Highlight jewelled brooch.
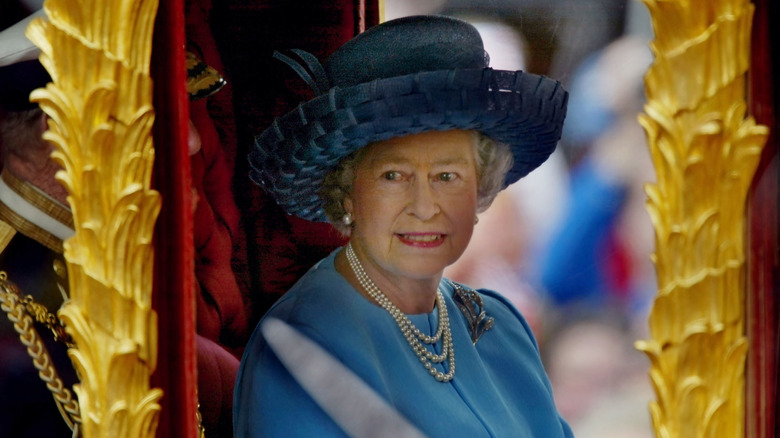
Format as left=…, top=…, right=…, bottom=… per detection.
left=450, top=281, right=494, bottom=345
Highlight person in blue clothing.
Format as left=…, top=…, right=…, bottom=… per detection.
left=234, top=15, right=572, bottom=437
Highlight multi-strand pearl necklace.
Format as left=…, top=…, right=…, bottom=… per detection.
left=345, top=243, right=455, bottom=382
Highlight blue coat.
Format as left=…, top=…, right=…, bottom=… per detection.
left=234, top=249, right=573, bottom=437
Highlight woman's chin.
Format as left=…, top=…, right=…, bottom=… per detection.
left=389, top=259, right=453, bottom=281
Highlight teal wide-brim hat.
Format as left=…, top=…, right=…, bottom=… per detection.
left=250, top=15, right=568, bottom=222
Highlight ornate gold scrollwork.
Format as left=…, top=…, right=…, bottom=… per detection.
left=24, top=0, right=163, bottom=436
left=635, top=0, right=769, bottom=437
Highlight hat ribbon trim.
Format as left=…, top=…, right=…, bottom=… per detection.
left=273, top=49, right=330, bottom=96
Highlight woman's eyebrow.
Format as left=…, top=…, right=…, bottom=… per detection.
left=432, top=157, right=471, bottom=166
left=367, top=153, right=472, bottom=169
left=372, top=154, right=471, bottom=165
left=368, top=153, right=410, bottom=167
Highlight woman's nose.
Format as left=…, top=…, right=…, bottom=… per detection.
left=187, top=120, right=202, bottom=156
left=407, top=179, right=440, bottom=220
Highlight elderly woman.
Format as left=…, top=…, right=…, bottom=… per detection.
left=234, top=15, right=572, bottom=437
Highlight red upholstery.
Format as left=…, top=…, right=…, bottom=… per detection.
left=191, top=98, right=249, bottom=349
left=196, top=335, right=240, bottom=437
left=181, top=1, right=378, bottom=435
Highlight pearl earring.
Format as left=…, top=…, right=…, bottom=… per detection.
left=474, top=216, right=479, bottom=225
left=342, top=213, right=353, bottom=225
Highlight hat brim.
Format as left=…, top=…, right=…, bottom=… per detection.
left=250, top=68, right=567, bottom=222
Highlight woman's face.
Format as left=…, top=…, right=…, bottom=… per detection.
left=345, top=130, right=479, bottom=284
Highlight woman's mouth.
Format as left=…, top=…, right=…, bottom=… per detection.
left=396, top=233, right=445, bottom=247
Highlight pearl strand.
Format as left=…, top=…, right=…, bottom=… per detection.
left=345, top=243, right=455, bottom=382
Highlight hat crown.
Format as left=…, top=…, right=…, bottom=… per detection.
left=252, top=15, right=568, bottom=223
left=325, top=15, right=488, bottom=88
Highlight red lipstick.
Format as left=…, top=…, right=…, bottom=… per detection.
left=396, top=233, right=446, bottom=248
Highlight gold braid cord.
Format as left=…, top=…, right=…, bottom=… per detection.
left=0, top=273, right=81, bottom=432
left=24, top=0, right=163, bottom=436
left=21, top=293, right=74, bottom=347
left=635, top=1, right=769, bottom=437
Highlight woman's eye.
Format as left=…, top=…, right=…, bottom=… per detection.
left=383, top=171, right=402, bottom=181
left=438, top=172, right=456, bottom=182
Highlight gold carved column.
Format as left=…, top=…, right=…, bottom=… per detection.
left=635, top=0, right=769, bottom=437
left=25, top=0, right=163, bottom=436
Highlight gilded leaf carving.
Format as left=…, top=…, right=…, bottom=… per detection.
left=24, top=0, right=163, bottom=436
left=635, top=0, right=768, bottom=437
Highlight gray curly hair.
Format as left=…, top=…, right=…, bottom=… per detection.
left=320, top=130, right=514, bottom=236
